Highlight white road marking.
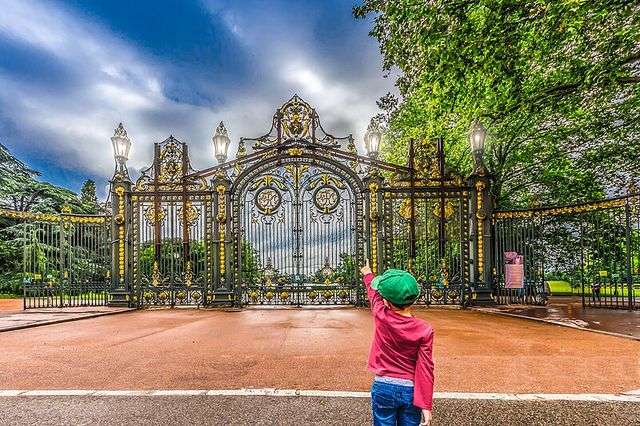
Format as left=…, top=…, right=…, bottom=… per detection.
left=21, top=390, right=94, bottom=396
left=92, top=390, right=152, bottom=396
left=0, top=390, right=24, bottom=396
left=0, top=389, right=638, bottom=402
left=151, top=390, right=208, bottom=396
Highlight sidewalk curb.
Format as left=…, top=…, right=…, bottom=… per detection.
left=0, top=308, right=136, bottom=333
left=471, top=308, right=640, bottom=341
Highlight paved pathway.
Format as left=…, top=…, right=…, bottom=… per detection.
left=0, top=394, right=638, bottom=425
left=0, top=298, right=22, bottom=313
left=0, top=306, right=133, bottom=332
left=0, top=308, right=637, bottom=393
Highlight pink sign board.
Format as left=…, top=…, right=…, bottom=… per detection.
left=505, top=264, right=524, bottom=289
left=504, top=252, right=524, bottom=289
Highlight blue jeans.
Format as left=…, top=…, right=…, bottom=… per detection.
left=371, top=381, right=421, bottom=426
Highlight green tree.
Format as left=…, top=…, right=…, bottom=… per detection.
left=80, top=180, right=99, bottom=214
left=355, top=1, right=640, bottom=208
left=0, top=144, right=102, bottom=294
left=0, top=142, right=41, bottom=211
left=240, top=240, right=263, bottom=286
left=0, top=143, right=88, bottom=213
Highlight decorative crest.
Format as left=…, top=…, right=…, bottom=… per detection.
left=134, top=135, right=208, bottom=192
left=113, top=122, right=128, bottom=138
left=243, top=94, right=352, bottom=150
left=366, top=117, right=383, bottom=134
left=280, top=95, right=313, bottom=140
left=215, top=121, right=229, bottom=138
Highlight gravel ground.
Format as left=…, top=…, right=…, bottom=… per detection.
left=0, top=396, right=638, bottom=425
left=0, top=307, right=132, bottom=332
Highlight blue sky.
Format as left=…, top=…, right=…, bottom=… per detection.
left=0, top=0, right=395, bottom=197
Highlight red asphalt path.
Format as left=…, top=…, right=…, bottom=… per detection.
left=0, top=308, right=638, bottom=393
left=0, top=299, right=23, bottom=313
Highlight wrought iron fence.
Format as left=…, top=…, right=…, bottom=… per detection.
left=0, top=208, right=112, bottom=308
left=493, top=196, right=639, bottom=309
left=7, top=96, right=492, bottom=310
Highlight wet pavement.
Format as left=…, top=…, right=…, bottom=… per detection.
left=477, top=296, right=640, bottom=339
left=0, top=308, right=638, bottom=394
left=0, top=395, right=638, bottom=425
left=0, top=306, right=133, bottom=332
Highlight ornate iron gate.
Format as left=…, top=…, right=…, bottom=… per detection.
left=112, top=95, right=480, bottom=308
left=129, top=137, right=220, bottom=307
left=229, top=97, right=365, bottom=305
left=376, top=140, right=471, bottom=305
left=382, top=188, right=470, bottom=305
left=233, top=154, right=364, bottom=305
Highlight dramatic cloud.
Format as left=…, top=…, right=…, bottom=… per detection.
left=0, top=0, right=395, bottom=197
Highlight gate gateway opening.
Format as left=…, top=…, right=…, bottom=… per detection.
left=106, top=95, right=490, bottom=308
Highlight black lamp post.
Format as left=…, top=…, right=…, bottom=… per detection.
left=467, top=118, right=495, bottom=305
left=109, top=122, right=133, bottom=306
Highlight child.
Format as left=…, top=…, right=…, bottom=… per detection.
left=361, top=260, right=434, bottom=426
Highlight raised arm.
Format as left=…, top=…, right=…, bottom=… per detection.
left=360, top=260, right=383, bottom=313
left=363, top=272, right=383, bottom=310
left=413, top=328, right=435, bottom=411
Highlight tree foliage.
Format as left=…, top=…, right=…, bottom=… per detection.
left=80, top=180, right=100, bottom=214
left=355, top=0, right=640, bottom=208
left=0, top=143, right=90, bottom=213
left=0, top=144, right=103, bottom=294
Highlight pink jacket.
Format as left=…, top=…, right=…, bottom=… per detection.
left=364, top=273, right=435, bottom=409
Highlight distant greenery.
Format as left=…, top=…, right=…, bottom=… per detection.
left=240, top=240, right=263, bottom=286
left=355, top=1, right=640, bottom=208
left=0, top=143, right=103, bottom=295
left=310, top=253, right=357, bottom=285
left=0, top=143, right=98, bottom=214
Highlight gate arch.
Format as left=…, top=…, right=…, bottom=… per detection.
left=231, top=153, right=366, bottom=305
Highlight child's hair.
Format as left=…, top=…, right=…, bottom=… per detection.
left=387, top=299, right=415, bottom=310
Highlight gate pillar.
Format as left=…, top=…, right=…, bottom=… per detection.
left=468, top=172, right=495, bottom=305
left=212, top=172, right=234, bottom=304
left=109, top=170, right=132, bottom=307
left=364, top=172, right=384, bottom=276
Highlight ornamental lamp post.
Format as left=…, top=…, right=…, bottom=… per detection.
left=364, top=117, right=383, bottom=159
left=111, top=123, right=131, bottom=173
left=109, top=122, right=132, bottom=307
left=469, top=119, right=487, bottom=174
left=467, top=118, right=495, bottom=305
left=212, top=121, right=231, bottom=164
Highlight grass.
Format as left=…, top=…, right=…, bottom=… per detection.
left=547, top=281, right=574, bottom=295
left=0, top=294, right=21, bottom=299
left=547, top=280, right=640, bottom=297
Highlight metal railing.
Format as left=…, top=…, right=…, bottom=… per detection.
left=493, top=195, right=639, bottom=310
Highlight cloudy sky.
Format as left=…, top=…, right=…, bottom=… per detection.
left=0, top=0, right=395, bottom=197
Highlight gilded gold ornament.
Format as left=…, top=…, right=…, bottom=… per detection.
left=287, top=147, right=304, bottom=156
